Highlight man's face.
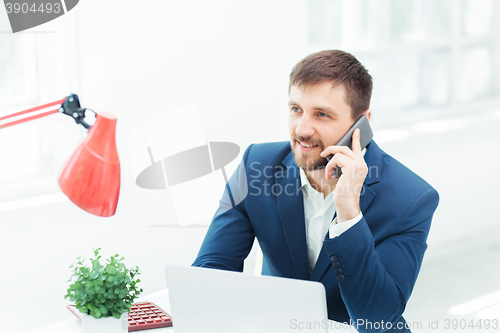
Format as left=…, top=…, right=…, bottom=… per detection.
left=288, top=82, right=356, bottom=171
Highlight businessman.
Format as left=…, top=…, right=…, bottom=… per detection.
left=193, top=50, right=439, bottom=333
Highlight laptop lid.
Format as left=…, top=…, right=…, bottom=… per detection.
left=165, top=265, right=329, bottom=333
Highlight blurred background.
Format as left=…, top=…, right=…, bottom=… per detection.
left=1, top=0, right=499, bottom=332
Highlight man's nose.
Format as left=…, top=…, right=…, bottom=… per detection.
left=295, top=114, right=315, bottom=137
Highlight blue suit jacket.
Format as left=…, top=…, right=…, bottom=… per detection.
left=193, top=140, right=439, bottom=333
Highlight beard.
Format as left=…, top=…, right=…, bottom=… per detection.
left=290, top=135, right=328, bottom=171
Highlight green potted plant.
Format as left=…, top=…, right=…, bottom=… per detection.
left=65, top=248, right=143, bottom=333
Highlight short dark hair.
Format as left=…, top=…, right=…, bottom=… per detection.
left=289, top=50, right=373, bottom=120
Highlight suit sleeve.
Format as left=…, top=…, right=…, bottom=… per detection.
left=192, top=145, right=255, bottom=272
left=323, top=188, right=439, bottom=333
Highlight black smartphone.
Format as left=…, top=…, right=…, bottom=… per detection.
left=326, top=114, right=373, bottom=178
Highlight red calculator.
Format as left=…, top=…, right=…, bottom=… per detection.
left=67, top=301, right=173, bottom=331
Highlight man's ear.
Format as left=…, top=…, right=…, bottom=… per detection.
left=364, top=109, right=371, bottom=122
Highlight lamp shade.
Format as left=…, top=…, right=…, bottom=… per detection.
left=58, top=112, right=120, bottom=217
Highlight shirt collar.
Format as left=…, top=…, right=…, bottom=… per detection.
left=299, top=167, right=311, bottom=189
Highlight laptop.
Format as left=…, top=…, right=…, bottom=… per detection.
left=165, top=265, right=330, bottom=333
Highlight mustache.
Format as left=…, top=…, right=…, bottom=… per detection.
left=292, top=135, right=323, bottom=148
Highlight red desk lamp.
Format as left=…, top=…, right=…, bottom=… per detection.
left=0, top=94, right=120, bottom=217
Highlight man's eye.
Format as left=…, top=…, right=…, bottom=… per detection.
left=319, top=112, right=328, bottom=117
left=291, top=107, right=301, bottom=112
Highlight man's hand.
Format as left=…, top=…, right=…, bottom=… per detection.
left=320, top=128, right=368, bottom=223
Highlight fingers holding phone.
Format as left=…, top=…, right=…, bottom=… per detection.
left=321, top=115, right=373, bottom=178
left=320, top=129, right=366, bottom=181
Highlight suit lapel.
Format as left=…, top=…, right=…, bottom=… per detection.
left=275, top=152, right=310, bottom=280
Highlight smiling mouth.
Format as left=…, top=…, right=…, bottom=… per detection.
left=298, top=141, right=319, bottom=148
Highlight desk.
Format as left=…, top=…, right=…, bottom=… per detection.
left=28, top=289, right=353, bottom=333
left=27, top=289, right=174, bottom=333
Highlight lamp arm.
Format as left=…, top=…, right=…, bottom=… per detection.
left=0, top=93, right=93, bottom=131
left=0, top=98, right=66, bottom=130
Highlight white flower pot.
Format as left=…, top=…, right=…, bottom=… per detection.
left=82, top=312, right=128, bottom=333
